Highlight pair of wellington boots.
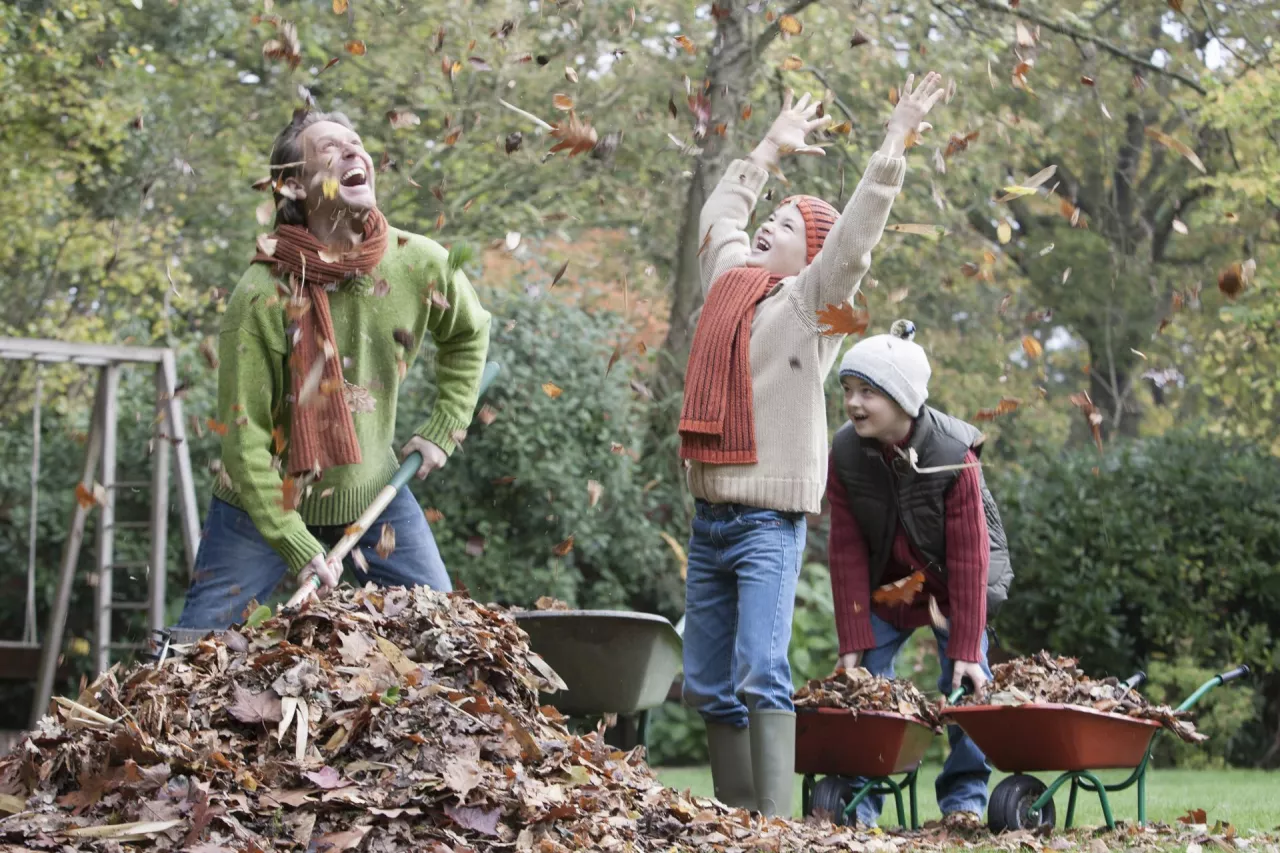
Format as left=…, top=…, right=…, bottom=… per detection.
left=706, top=710, right=795, bottom=817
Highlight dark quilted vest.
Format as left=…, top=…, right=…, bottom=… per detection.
left=830, top=407, right=1014, bottom=616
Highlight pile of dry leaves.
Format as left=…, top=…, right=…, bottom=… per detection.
left=793, top=668, right=943, bottom=729
left=1, top=586, right=897, bottom=852
left=958, top=651, right=1205, bottom=743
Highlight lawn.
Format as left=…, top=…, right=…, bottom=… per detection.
left=654, top=764, right=1280, bottom=832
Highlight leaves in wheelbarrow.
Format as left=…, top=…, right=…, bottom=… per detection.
left=961, top=650, right=1208, bottom=743
left=793, top=666, right=944, bottom=728
left=0, top=584, right=912, bottom=853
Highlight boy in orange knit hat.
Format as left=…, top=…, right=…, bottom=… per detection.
left=679, top=74, right=946, bottom=816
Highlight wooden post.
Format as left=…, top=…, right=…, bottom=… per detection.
left=92, top=365, right=120, bottom=677
left=30, top=379, right=106, bottom=729
left=161, top=351, right=199, bottom=576
left=149, top=365, right=171, bottom=635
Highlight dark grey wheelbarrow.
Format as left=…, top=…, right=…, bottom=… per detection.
left=513, top=610, right=683, bottom=752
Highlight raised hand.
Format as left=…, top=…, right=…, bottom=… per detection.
left=881, top=71, right=947, bottom=157
left=748, top=90, right=832, bottom=171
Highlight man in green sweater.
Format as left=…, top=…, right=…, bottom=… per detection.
left=175, top=108, right=491, bottom=630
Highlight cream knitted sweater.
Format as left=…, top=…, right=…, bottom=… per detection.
left=686, top=152, right=907, bottom=514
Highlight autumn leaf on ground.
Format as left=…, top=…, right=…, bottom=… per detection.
left=445, top=804, right=501, bottom=836
left=872, top=570, right=925, bottom=606
left=552, top=535, right=574, bottom=556
left=816, top=302, right=871, bottom=336
left=337, top=630, right=376, bottom=665
left=303, top=766, right=348, bottom=790
left=442, top=760, right=484, bottom=801
left=1021, top=335, right=1043, bottom=360
left=1178, top=808, right=1207, bottom=825
left=227, top=685, right=284, bottom=725
left=541, top=382, right=563, bottom=399
left=1144, top=127, right=1206, bottom=173
left=1069, top=391, right=1105, bottom=454
left=549, top=111, right=598, bottom=156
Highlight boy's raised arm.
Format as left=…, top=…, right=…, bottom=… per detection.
left=788, top=73, right=945, bottom=326
left=697, top=92, right=831, bottom=294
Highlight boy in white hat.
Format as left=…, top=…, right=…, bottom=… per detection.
left=825, top=320, right=1014, bottom=827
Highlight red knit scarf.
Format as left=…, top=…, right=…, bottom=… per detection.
left=251, top=209, right=389, bottom=476
left=679, top=267, right=783, bottom=464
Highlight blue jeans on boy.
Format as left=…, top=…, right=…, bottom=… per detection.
left=682, top=501, right=807, bottom=728
left=853, top=612, right=993, bottom=824
left=176, top=487, right=450, bottom=630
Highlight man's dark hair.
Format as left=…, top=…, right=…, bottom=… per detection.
left=269, top=108, right=356, bottom=228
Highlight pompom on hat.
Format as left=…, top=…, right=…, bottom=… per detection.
left=838, top=319, right=931, bottom=416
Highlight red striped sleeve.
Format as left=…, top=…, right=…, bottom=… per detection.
left=944, top=450, right=989, bottom=662
left=826, top=455, right=877, bottom=654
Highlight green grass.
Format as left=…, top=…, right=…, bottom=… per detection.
left=653, top=764, right=1280, bottom=832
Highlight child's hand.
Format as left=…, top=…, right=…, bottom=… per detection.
left=748, top=90, right=831, bottom=171
left=881, top=71, right=946, bottom=157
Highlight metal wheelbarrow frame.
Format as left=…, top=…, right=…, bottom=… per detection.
left=942, top=665, right=1250, bottom=832
left=796, top=708, right=939, bottom=829
left=512, top=609, right=683, bottom=752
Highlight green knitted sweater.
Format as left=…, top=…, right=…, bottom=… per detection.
left=211, top=227, right=491, bottom=572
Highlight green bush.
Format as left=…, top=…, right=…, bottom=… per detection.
left=398, top=287, right=687, bottom=618
left=992, top=430, right=1280, bottom=767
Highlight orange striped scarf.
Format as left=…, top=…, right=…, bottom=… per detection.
left=251, top=210, right=389, bottom=476
left=679, top=267, right=782, bottom=464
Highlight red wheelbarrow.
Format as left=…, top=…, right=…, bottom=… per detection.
left=797, top=708, right=940, bottom=829
left=942, top=665, right=1250, bottom=832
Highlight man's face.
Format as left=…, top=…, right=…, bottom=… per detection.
left=297, top=120, right=376, bottom=221
left=843, top=376, right=912, bottom=442
left=746, top=202, right=807, bottom=277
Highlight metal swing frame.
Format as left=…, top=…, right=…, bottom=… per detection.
left=0, top=337, right=201, bottom=729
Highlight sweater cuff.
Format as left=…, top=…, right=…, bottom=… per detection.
left=416, top=410, right=470, bottom=456
left=277, top=527, right=326, bottom=575
left=862, top=152, right=906, bottom=189
left=838, top=609, right=877, bottom=655
left=723, top=159, right=770, bottom=194
left=948, top=627, right=984, bottom=664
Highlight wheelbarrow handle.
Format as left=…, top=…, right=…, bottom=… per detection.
left=1217, top=664, right=1250, bottom=684
left=284, top=361, right=502, bottom=610
left=1123, top=670, right=1147, bottom=690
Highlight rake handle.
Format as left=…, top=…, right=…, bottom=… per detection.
left=284, top=361, right=501, bottom=609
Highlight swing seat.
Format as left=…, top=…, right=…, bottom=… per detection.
left=0, top=641, right=44, bottom=681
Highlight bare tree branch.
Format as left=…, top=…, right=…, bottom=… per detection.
left=961, top=0, right=1208, bottom=95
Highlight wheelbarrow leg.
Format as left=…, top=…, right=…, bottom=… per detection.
left=802, top=775, right=813, bottom=817
left=890, top=780, right=907, bottom=830
left=1137, top=765, right=1147, bottom=826
left=1078, top=771, right=1115, bottom=830
left=907, top=769, right=920, bottom=830
left=1065, top=778, right=1079, bottom=830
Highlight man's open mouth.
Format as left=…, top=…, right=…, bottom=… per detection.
left=755, top=235, right=771, bottom=252
left=340, top=167, right=368, bottom=188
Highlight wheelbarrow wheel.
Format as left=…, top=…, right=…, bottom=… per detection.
left=809, top=776, right=857, bottom=826
left=989, top=774, right=1056, bottom=833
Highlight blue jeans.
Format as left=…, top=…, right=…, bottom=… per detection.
left=852, top=613, right=992, bottom=823
left=176, top=488, right=450, bottom=630
left=682, top=501, right=807, bottom=728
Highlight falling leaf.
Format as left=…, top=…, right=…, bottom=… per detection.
left=886, top=223, right=949, bottom=238
left=872, top=571, right=925, bottom=606
left=673, top=34, right=696, bottom=54
left=1144, top=127, right=1206, bottom=173
left=376, top=523, right=396, bottom=559
left=888, top=86, right=899, bottom=105
left=945, top=130, right=979, bottom=158
left=586, top=480, right=603, bottom=508
left=1171, top=219, right=1188, bottom=235
left=1167, top=0, right=1184, bottom=12
left=975, top=398, right=1021, bottom=421
left=344, top=40, right=365, bottom=55
left=424, top=508, right=444, bottom=524
left=1015, top=21, right=1035, bottom=47
left=465, top=536, right=486, bottom=556
left=74, top=481, right=106, bottom=509
left=504, top=231, right=521, bottom=251
left=227, top=685, right=284, bottom=725
left=888, top=287, right=909, bottom=304
left=781, top=55, right=804, bottom=71
left=256, top=234, right=278, bottom=257
left=960, top=262, right=982, bottom=278
left=468, top=56, right=492, bottom=71
left=828, top=120, right=852, bottom=136
left=849, top=29, right=869, bottom=47
left=542, top=382, right=563, bottom=399
left=1021, top=335, right=1043, bottom=360
left=997, top=221, right=1012, bottom=244
left=332, top=0, right=347, bottom=12
left=387, top=110, right=421, bottom=130
left=816, top=302, right=871, bottom=336
left=255, top=197, right=275, bottom=226
left=658, top=530, right=688, bottom=580
left=1070, top=391, right=1105, bottom=454
left=1080, top=75, right=1095, bottom=86
left=549, top=111, right=599, bottom=156
left=553, top=93, right=574, bottom=111
left=778, top=13, right=802, bottom=34
left=552, top=535, right=574, bottom=557
left=1217, top=260, right=1253, bottom=299
left=741, top=104, right=753, bottom=120
left=630, top=379, right=653, bottom=399
left=998, top=165, right=1057, bottom=202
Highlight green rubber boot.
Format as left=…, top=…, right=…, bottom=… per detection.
left=705, top=722, right=756, bottom=809
left=749, top=710, right=796, bottom=817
